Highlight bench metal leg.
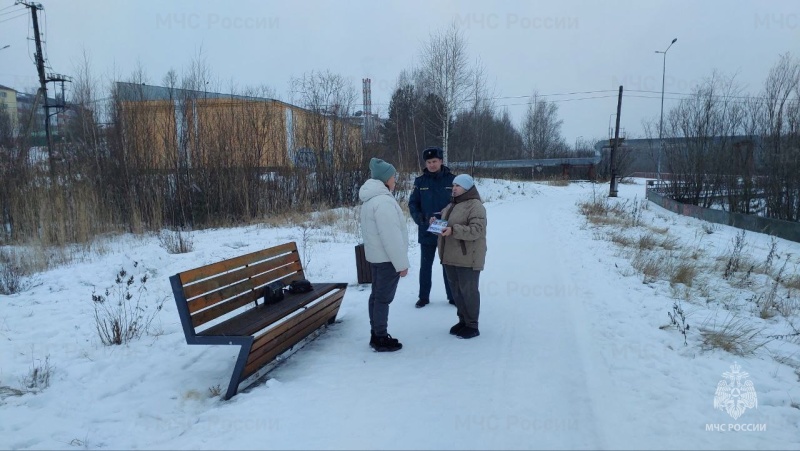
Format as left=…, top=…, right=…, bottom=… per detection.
left=225, top=337, right=254, bottom=400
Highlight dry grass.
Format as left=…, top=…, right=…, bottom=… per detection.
left=785, top=273, right=800, bottom=291
left=0, top=239, right=112, bottom=294
left=609, top=232, right=634, bottom=247
left=632, top=250, right=671, bottom=282
left=587, top=215, right=626, bottom=226
left=578, top=196, right=629, bottom=227
left=260, top=210, right=313, bottom=228
left=659, top=235, right=681, bottom=251
left=700, top=314, right=769, bottom=356
left=672, top=260, right=699, bottom=287
left=701, top=222, right=721, bottom=234
left=637, top=234, right=658, bottom=250
left=755, top=293, right=778, bottom=319
left=542, top=176, right=570, bottom=186
left=314, top=208, right=340, bottom=227
left=312, top=207, right=361, bottom=238
left=19, top=354, right=53, bottom=394
left=698, top=278, right=713, bottom=299
left=631, top=248, right=699, bottom=287
left=646, top=224, right=670, bottom=235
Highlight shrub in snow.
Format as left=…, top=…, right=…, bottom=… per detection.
left=19, top=355, right=53, bottom=393
left=92, top=262, right=165, bottom=346
left=0, top=249, right=29, bottom=295
left=158, top=228, right=194, bottom=254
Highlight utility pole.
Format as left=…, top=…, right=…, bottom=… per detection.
left=18, top=1, right=55, bottom=177
left=609, top=85, right=623, bottom=197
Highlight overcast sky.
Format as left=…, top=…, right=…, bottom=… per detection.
left=1, top=0, right=798, bottom=147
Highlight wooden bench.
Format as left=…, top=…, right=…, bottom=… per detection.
left=169, top=241, right=347, bottom=400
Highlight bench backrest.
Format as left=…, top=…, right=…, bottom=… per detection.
left=171, top=241, right=306, bottom=337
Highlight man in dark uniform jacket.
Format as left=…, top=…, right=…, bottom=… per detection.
left=408, top=146, right=456, bottom=308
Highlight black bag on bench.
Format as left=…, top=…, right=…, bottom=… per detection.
left=287, top=279, right=313, bottom=294
left=263, top=281, right=286, bottom=305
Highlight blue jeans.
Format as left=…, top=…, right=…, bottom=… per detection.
left=418, top=244, right=453, bottom=302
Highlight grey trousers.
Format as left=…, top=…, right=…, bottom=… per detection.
left=368, top=262, right=400, bottom=336
left=444, top=265, right=481, bottom=328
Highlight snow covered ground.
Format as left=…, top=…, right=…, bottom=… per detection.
left=1, top=178, right=799, bottom=450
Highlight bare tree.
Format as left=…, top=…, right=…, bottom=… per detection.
left=664, top=72, right=747, bottom=207
left=290, top=70, right=358, bottom=165
left=290, top=70, right=362, bottom=205
left=465, top=57, right=494, bottom=173
left=419, top=22, right=472, bottom=164
left=521, top=92, right=565, bottom=160
left=752, top=53, right=800, bottom=220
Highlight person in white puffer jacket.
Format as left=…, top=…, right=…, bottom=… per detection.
left=359, top=158, right=409, bottom=352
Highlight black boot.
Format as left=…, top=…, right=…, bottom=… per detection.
left=370, top=330, right=377, bottom=348
left=415, top=299, right=429, bottom=308
left=373, top=334, right=402, bottom=352
left=456, top=326, right=480, bottom=339
left=449, top=321, right=466, bottom=335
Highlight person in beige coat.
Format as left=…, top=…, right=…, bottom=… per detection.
left=436, top=173, right=487, bottom=339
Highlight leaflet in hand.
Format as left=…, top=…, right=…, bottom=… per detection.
left=427, top=219, right=448, bottom=234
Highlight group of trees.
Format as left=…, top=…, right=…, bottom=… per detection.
left=648, top=53, right=800, bottom=222
left=379, top=23, right=571, bottom=172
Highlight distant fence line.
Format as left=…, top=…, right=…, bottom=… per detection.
left=645, top=187, right=800, bottom=243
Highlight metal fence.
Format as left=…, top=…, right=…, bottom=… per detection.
left=645, top=187, right=800, bottom=243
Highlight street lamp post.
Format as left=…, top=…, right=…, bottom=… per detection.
left=575, top=135, right=583, bottom=152
left=656, top=37, right=677, bottom=184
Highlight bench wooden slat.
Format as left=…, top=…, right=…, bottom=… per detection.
left=249, top=289, right=345, bottom=356
left=183, top=252, right=301, bottom=300
left=187, top=260, right=303, bottom=315
left=197, top=283, right=340, bottom=335
left=179, top=242, right=298, bottom=285
left=242, top=292, right=344, bottom=379
left=191, top=290, right=261, bottom=329
left=250, top=290, right=344, bottom=357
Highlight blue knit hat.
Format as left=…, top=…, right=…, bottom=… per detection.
left=452, top=174, right=474, bottom=191
left=369, top=158, right=396, bottom=183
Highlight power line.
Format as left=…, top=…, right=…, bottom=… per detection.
left=0, top=3, right=20, bottom=11
left=495, top=95, right=619, bottom=108
left=624, top=93, right=800, bottom=105
left=0, top=6, right=25, bottom=16
left=488, top=90, right=618, bottom=101
left=627, top=88, right=800, bottom=103
left=0, top=11, right=26, bottom=24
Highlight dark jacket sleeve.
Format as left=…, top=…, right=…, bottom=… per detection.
left=408, top=178, right=423, bottom=225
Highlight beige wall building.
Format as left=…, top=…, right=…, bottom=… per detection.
left=0, top=84, right=19, bottom=133
left=116, top=82, right=364, bottom=171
